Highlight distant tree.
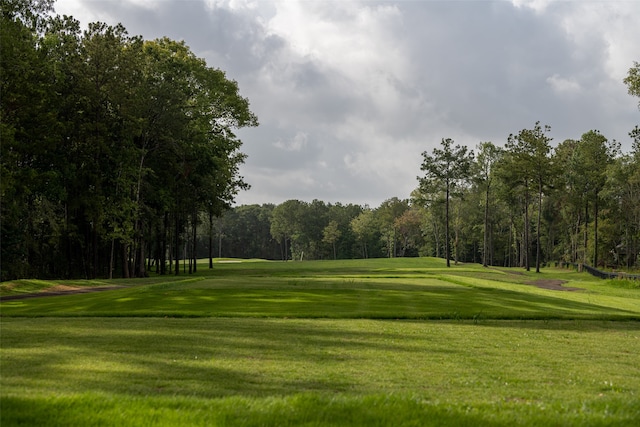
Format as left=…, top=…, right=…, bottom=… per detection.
left=411, top=188, right=444, bottom=258
left=302, top=199, right=329, bottom=259
left=602, top=152, right=640, bottom=268
left=394, top=208, right=423, bottom=257
left=418, top=138, right=473, bottom=267
left=376, top=198, right=409, bottom=258
left=322, top=220, right=342, bottom=260
left=270, top=200, right=306, bottom=260
left=473, top=142, right=502, bottom=267
left=569, top=131, right=618, bottom=266
left=351, top=209, right=376, bottom=258
left=500, top=123, right=552, bottom=272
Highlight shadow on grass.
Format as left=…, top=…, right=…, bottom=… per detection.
left=3, top=392, right=555, bottom=427
left=3, top=317, right=640, bottom=400
left=2, top=278, right=638, bottom=321
left=3, top=317, right=640, bottom=426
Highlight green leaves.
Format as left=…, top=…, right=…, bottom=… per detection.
left=624, top=61, right=640, bottom=109
left=0, top=5, right=258, bottom=280
left=418, top=138, right=474, bottom=266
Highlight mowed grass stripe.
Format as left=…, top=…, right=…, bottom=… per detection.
left=2, top=258, right=640, bottom=426
left=2, top=318, right=639, bottom=426
left=2, top=276, right=639, bottom=319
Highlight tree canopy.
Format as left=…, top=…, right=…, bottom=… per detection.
left=1, top=3, right=638, bottom=278
left=0, top=1, right=257, bottom=280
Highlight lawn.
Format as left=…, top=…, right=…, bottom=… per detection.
left=1, top=258, right=639, bottom=426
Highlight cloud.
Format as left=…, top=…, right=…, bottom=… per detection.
left=274, top=131, right=308, bottom=152
left=54, top=0, right=640, bottom=207
left=546, top=74, right=581, bottom=94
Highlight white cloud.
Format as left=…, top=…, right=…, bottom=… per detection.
left=274, top=131, right=308, bottom=152
left=546, top=74, right=581, bottom=94
left=510, top=0, right=553, bottom=14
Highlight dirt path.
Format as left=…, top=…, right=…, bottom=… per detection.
left=525, top=279, right=583, bottom=291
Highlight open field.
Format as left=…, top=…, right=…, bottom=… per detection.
left=1, top=258, right=639, bottom=426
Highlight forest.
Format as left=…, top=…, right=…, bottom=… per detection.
left=1, top=0, right=258, bottom=280
left=200, top=124, right=640, bottom=271
left=2, top=0, right=639, bottom=280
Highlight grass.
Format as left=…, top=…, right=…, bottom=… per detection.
left=1, top=257, right=640, bottom=426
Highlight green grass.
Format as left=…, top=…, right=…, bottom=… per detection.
left=2, top=257, right=640, bottom=426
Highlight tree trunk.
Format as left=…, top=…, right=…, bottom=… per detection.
left=454, top=225, right=459, bottom=265
left=433, top=221, right=440, bottom=259
left=137, top=236, right=146, bottom=277
left=209, top=211, right=214, bottom=269
left=524, top=184, right=530, bottom=271
left=584, top=201, right=589, bottom=265
left=175, top=213, right=180, bottom=275
left=192, top=212, right=197, bottom=273
left=109, top=238, right=115, bottom=279
left=137, top=219, right=146, bottom=278
left=218, top=219, right=223, bottom=258
left=161, top=212, right=168, bottom=275
left=536, top=179, right=542, bottom=273
left=122, top=243, right=130, bottom=278
left=445, top=182, right=451, bottom=267
left=483, top=183, right=489, bottom=267
left=593, top=193, right=598, bottom=267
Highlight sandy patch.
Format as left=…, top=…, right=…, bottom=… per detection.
left=46, top=285, right=81, bottom=292
left=526, top=279, right=583, bottom=291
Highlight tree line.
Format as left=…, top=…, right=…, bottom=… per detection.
left=2, top=1, right=638, bottom=279
left=210, top=64, right=639, bottom=270
left=1, top=0, right=258, bottom=280
left=205, top=125, right=638, bottom=270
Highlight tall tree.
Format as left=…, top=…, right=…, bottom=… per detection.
left=500, top=122, right=552, bottom=272
left=1, top=1, right=70, bottom=279
left=569, top=131, right=617, bottom=266
left=418, top=138, right=473, bottom=267
left=351, top=209, right=377, bottom=259
left=376, top=197, right=409, bottom=258
left=473, top=142, right=502, bottom=267
left=394, top=207, right=423, bottom=257
left=270, top=200, right=306, bottom=261
left=1, top=7, right=258, bottom=279
left=322, top=220, right=341, bottom=260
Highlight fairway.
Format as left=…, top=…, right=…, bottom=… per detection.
left=1, top=258, right=639, bottom=426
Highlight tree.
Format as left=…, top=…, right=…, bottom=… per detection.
left=1, top=0, right=58, bottom=279
left=569, top=131, right=617, bottom=266
left=418, top=138, right=473, bottom=267
left=473, top=142, right=502, bottom=267
left=322, top=220, right=341, bottom=260
left=602, top=153, right=640, bottom=268
left=351, top=209, right=377, bottom=258
left=500, top=122, right=552, bottom=272
left=376, top=197, right=409, bottom=258
left=0, top=6, right=258, bottom=279
left=552, top=139, right=582, bottom=263
left=394, top=208, right=423, bottom=257
left=270, top=200, right=306, bottom=260
left=624, top=61, right=640, bottom=109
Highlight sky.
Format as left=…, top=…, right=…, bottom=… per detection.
left=53, top=0, right=640, bottom=207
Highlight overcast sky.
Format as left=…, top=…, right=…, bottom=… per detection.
left=54, top=0, right=640, bottom=207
